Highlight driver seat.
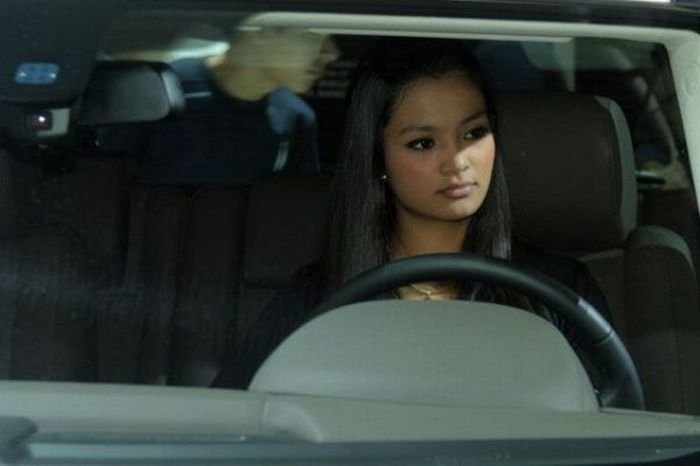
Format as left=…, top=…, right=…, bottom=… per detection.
left=497, top=92, right=700, bottom=414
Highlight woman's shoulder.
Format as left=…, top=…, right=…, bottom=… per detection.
left=511, top=238, right=612, bottom=323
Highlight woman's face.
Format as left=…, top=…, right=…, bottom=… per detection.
left=382, top=71, right=496, bottom=225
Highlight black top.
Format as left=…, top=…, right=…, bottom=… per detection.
left=214, top=242, right=613, bottom=389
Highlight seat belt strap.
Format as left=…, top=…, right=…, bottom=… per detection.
left=272, top=139, right=290, bottom=172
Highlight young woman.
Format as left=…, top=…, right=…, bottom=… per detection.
left=320, top=38, right=509, bottom=303
left=214, top=38, right=609, bottom=389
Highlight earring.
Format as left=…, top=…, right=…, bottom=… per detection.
left=380, top=174, right=388, bottom=181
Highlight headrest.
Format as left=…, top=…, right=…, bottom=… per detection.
left=78, top=61, right=185, bottom=126
left=496, top=92, right=637, bottom=253
left=243, top=173, right=331, bottom=287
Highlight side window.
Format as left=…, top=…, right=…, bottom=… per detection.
left=574, top=38, right=692, bottom=192
left=573, top=38, right=700, bottom=280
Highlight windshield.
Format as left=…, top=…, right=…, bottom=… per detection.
left=1, top=2, right=700, bottom=465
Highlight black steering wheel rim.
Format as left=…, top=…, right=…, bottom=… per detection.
left=315, top=253, right=644, bottom=410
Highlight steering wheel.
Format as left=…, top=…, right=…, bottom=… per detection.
left=315, top=253, right=644, bottom=410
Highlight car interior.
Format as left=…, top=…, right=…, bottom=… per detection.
left=0, top=9, right=699, bottom=428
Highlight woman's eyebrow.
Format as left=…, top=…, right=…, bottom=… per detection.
left=398, top=124, right=434, bottom=136
left=398, top=110, right=488, bottom=136
left=460, top=110, right=487, bottom=126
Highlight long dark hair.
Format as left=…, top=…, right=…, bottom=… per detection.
left=320, top=38, right=512, bottom=302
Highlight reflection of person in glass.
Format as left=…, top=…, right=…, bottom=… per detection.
left=141, top=28, right=339, bottom=183
left=207, top=28, right=339, bottom=100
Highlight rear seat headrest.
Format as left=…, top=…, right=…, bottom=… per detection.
left=79, top=61, right=185, bottom=126
left=243, top=173, right=331, bottom=287
left=497, top=92, right=637, bottom=252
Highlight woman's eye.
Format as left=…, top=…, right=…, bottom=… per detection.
left=464, top=126, right=490, bottom=140
left=406, top=138, right=435, bottom=151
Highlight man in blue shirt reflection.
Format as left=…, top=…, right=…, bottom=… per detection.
left=141, top=28, right=339, bottom=184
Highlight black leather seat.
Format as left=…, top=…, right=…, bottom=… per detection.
left=237, top=173, right=331, bottom=349
left=0, top=146, right=131, bottom=382
left=498, top=91, right=700, bottom=414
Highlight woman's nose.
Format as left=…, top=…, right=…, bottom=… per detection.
left=440, top=147, right=470, bottom=175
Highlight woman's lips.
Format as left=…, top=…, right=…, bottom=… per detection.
left=437, top=182, right=477, bottom=199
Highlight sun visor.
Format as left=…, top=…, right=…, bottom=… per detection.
left=78, top=62, right=186, bottom=126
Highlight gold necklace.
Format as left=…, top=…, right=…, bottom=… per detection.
left=407, top=282, right=454, bottom=300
